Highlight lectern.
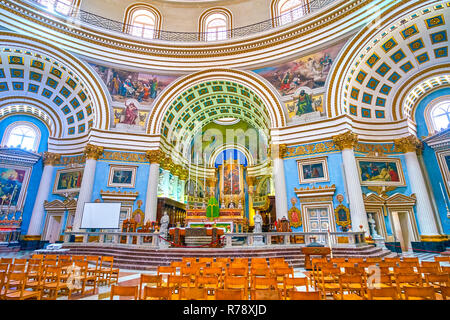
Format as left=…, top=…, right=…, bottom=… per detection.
left=301, top=246, right=331, bottom=270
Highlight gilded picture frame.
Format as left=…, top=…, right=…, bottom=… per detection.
left=0, top=164, right=32, bottom=211
left=297, top=156, right=329, bottom=184
left=334, top=204, right=351, bottom=227
left=356, top=157, right=406, bottom=187
left=53, top=168, right=84, bottom=194
left=107, top=165, right=137, bottom=188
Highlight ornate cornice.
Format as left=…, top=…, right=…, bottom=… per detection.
left=84, top=144, right=104, bottom=160
left=43, top=152, right=61, bottom=166
left=0, top=147, right=41, bottom=166
left=394, top=135, right=423, bottom=154
left=332, top=131, right=358, bottom=150
left=145, top=149, right=164, bottom=164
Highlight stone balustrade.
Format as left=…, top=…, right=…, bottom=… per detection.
left=63, top=231, right=366, bottom=248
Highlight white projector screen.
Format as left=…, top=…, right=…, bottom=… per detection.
left=80, top=202, right=121, bottom=229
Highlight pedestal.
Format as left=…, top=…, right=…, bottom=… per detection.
left=252, top=235, right=264, bottom=246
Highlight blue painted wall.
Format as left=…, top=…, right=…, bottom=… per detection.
left=415, top=87, right=450, bottom=235
left=0, top=115, right=49, bottom=234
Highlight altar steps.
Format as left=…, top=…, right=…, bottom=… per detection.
left=0, top=244, right=20, bottom=253
left=62, top=244, right=394, bottom=271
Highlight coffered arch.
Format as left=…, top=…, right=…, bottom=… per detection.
left=0, top=32, right=110, bottom=139
left=327, top=0, right=450, bottom=122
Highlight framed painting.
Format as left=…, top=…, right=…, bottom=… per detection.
left=356, top=157, right=406, bottom=186
left=53, top=168, right=84, bottom=194
left=334, top=204, right=351, bottom=227
left=297, top=156, right=329, bottom=184
left=0, top=164, right=32, bottom=211
left=107, top=165, right=137, bottom=188
left=436, top=150, right=450, bottom=198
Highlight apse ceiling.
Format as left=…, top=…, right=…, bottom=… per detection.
left=161, top=80, right=271, bottom=149
left=0, top=48, right=95, bottom=138
left=342, top=3, right=449, bottom=121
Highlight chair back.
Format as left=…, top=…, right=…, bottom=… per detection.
left=198, top=257, right=212, bottom=264
left=402, top=257, right=419, bottom=263
left=251, top=276, right=277, bottom=290
left=143, top=286, right=172, bottom=300
left=250, top=267, right=270, bottom=277
left=227, top=267, right=247, bottom=277
left=0, top=263, right=10, bottom=272
left=441, top=286, right=450, bottom=300
left=250, top=289, right=281, bottom=300
left=45, top=255, right=58, bottom=261
left=157, top=265, right=175, bottom=275
left=434, top=256, right=450, bottom=263
left=180, top=287, right=208, bottom=300
left=215, top=288, right=244, bottom=300
left=0, top=258, right=13, bottom=264
left=367, top=287, right=399, bottom=300
left=404, top=286, right=436, bottom=300
left=396, top=274, right=423, bottom=287
left=13, top=258, right=27, bottom=265
left=5, top=272, right=27, bottom=297
left=288, top=290, right=321, bottom=300
left=9, top=264, right=26, bottom=273
left=196, top=276, right=219, bottom=288
left=202, top=267, right=223, bottom=278
left=31, top=254, right=43, bottom=260
left=100, top=256, right=113, bottom=269
left=110, top=285, right=139, bottom=300
left=283, top=277, right=309, bottom=291
left=425, top=273, right=450, bottom=286
left=168, top=275, right=191, bottom=288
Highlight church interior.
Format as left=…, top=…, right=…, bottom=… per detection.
left=0, top=0, right=449, bottom=301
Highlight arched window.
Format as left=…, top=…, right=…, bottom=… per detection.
left=431, top=101, right=450, bottom=132
left=124, top=5, right=162, bottom=39
left=37, top=0, right=78, bottom=16
left=2, top=122, right=41, bottom=152
left=273, top=0, right=307, bottom=26
left=199, top=8, right=232, bottom=41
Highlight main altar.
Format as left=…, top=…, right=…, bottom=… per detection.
left=185, top=208, right=246, bottom=233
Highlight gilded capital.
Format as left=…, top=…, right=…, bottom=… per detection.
left=333, top=131, right=358, bottom=150
left=179, top=168, right=189, bottom=180
left=394, top=135, right=422, bottom=154
left=43, top=152, right=61, bottom=166
left=84, top=144, right=104, bottom=160
left=269, top=144, right=287, bottom=159
left=145, top=149, right=163, bottom=164
left=160, top=157, right=174, bottom=171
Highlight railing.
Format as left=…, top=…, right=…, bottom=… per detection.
left=0, top=230, right=21, bottom=244
left=63, top=231, right=366, bottom=248
left=21, top=0, right=337, bottom=42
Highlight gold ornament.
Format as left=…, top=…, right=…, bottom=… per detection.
left=145, top=149, right=163, bottom=164
left=269, top=144, right=287, bottom=159
left=332, top=131, right=358, bottom=150
left=394, top=135, right=422, bottom=154
left=84, top=144, right=103, bottom=160
left=43, top=152, right=61, bottom=166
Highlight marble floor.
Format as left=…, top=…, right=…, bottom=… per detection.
left=0, top=250, right=448, bottom=300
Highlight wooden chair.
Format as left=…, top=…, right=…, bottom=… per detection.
left=269, top=257, right=285, bottom=265
left=171, top=261, right=185, bottom=269
left=211, top=262, right=227, bottom=269
left=251, top=276, right=277, bottom=290
left=72, top=261, right=97, bottom=297
left=250, top=289, right=281, bottom=300
left=224, top=276, right=248, bottom=297
left=25, top=263, right=43, bottom=293
left=395, top=274, right=423, bottom=294
left=441, top=286, right=450, bottom=300
left=180, top=266, right=199, bottom=283
left=97, top=256, right=119, bottom=286
left=31, top=254, right=43, bottom=260
left=0, top=263, right=10, bottom=273
left=316, top=267, right=341, bottom=299
left=181, top=257, right=196, bottom=265
left=227, top=267, right=247, bottom=277
left=71, top=255, right=85, bottom=262
left=86, top=255, right=100, bottom=277
left=366, top=287, right=399, bottom=300
left=233, top=258, right=249, bottom=265
left=215, top=257, right=231, bottom=265
left=398, top=261, right=419, bottom=269
left=287, top=290, right=321, bottom=300
left=139, top=274, right=162, bottom=298
left=404, top=286, right=436, bottom=300
left=143, top=286, right=172, bottom=300
left=283, top=277, right=309, bottom=297
left=384, top=257, right=400, bottom=263
left=250, top=267, right=270, bottom=278
left=179, top=287, right=208, bottom=300
left=365, top=257, right=382, bottom=264
left=0, top=270, right=5, bottom=298
left=419, top=261, right=441, bottom=274
left=230, top=262, right=248, bottom=271
left=271, top=267, right=294, bottom=285
left=334, top=274, right=365, bottom=300
left=167, top=275, right=192, bottom=293
left=330, top=258, right=347, bottom=264
left=425, top=273, right=450, bottom=290
left=394, top=266, right=416, bottom=275
left=198, top=257, right=213, bottom=264
left=41, top=266, right=67, bottom=300
left=0, top=258, right=13, bottom=264
left=434, top=256, right=450, bottom=262
left=366, top=273, right=393, bottom=289
left=402, top=257, right=419, bottom=264
left=44, top=254, right=58, bottom=261
left=13, top=258, right=27, bottom=265
left=202, top=267, right=223, bottom=284
left=3, top=272, right=41, bottom=300
left=347, top=257, right=363, bottom=264
left=214, top=288, right=245, bottom=300
left=110, top=285, right=138, bottom=300
left=251, top=258, right=267, bottom=265
left=196, top=276, right=219, bottom=293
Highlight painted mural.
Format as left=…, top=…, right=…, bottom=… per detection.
left=90, top=63, right=178, bottom=107
left=357, top=158, right=406, bottom=186
left=0, top=167, right=26, bottom=206
left=252, top=41, right=346, bottom=96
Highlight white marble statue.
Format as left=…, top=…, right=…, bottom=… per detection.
left=368, top=213, right=379, bottom=237
left=253, top=212, right=263, bottom=234
left=160, top=211, right=170, bottom=237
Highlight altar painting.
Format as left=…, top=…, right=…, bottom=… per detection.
left=356, top=158, right=405, bottom=186
left=0, top=165, right=31, bottom=210
left=219, top=159, right=245, bottom=208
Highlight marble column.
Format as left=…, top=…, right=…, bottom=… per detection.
left=271, top=144, right=288, bottom=220
left=394, top=136, right=440, bottom=236
left=333, top=131, right=369, bottom=234
left=72, top=144, right=104, bottom=232
left=27, top=152, right=61, bottom=236
left=145, top=150, right=163, bottom=223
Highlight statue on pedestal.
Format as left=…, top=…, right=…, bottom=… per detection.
left=159, top=211, right=170, bottom=248
left=368, top=213, right=379, bottom=238
left=253, top=211, right=264, bottom=246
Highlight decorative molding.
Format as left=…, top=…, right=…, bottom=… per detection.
left=269, top=144, right=287, bottom=159
left=367, top=186, right=397, bottom=196
left=84, top=144, right=104, bottom=160
left=0, top=147, right=41, bottom=166
left=332, top=131, right=358, bottom=150
left=43, top=199, right=77, bottom=211
left=145, top=149, right=164, bottom=164
left=99, top=190, right=139, bottom=203
left=294, top=184, right=336, bottom=201
left=394, top=135, right=423, bottom=154
left=43, top=152, right=61, bottom=166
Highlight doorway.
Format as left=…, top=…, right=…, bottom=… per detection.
left=46, top=215, right=62, bottom=243
left=391, top=211, right=413, bottom=252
